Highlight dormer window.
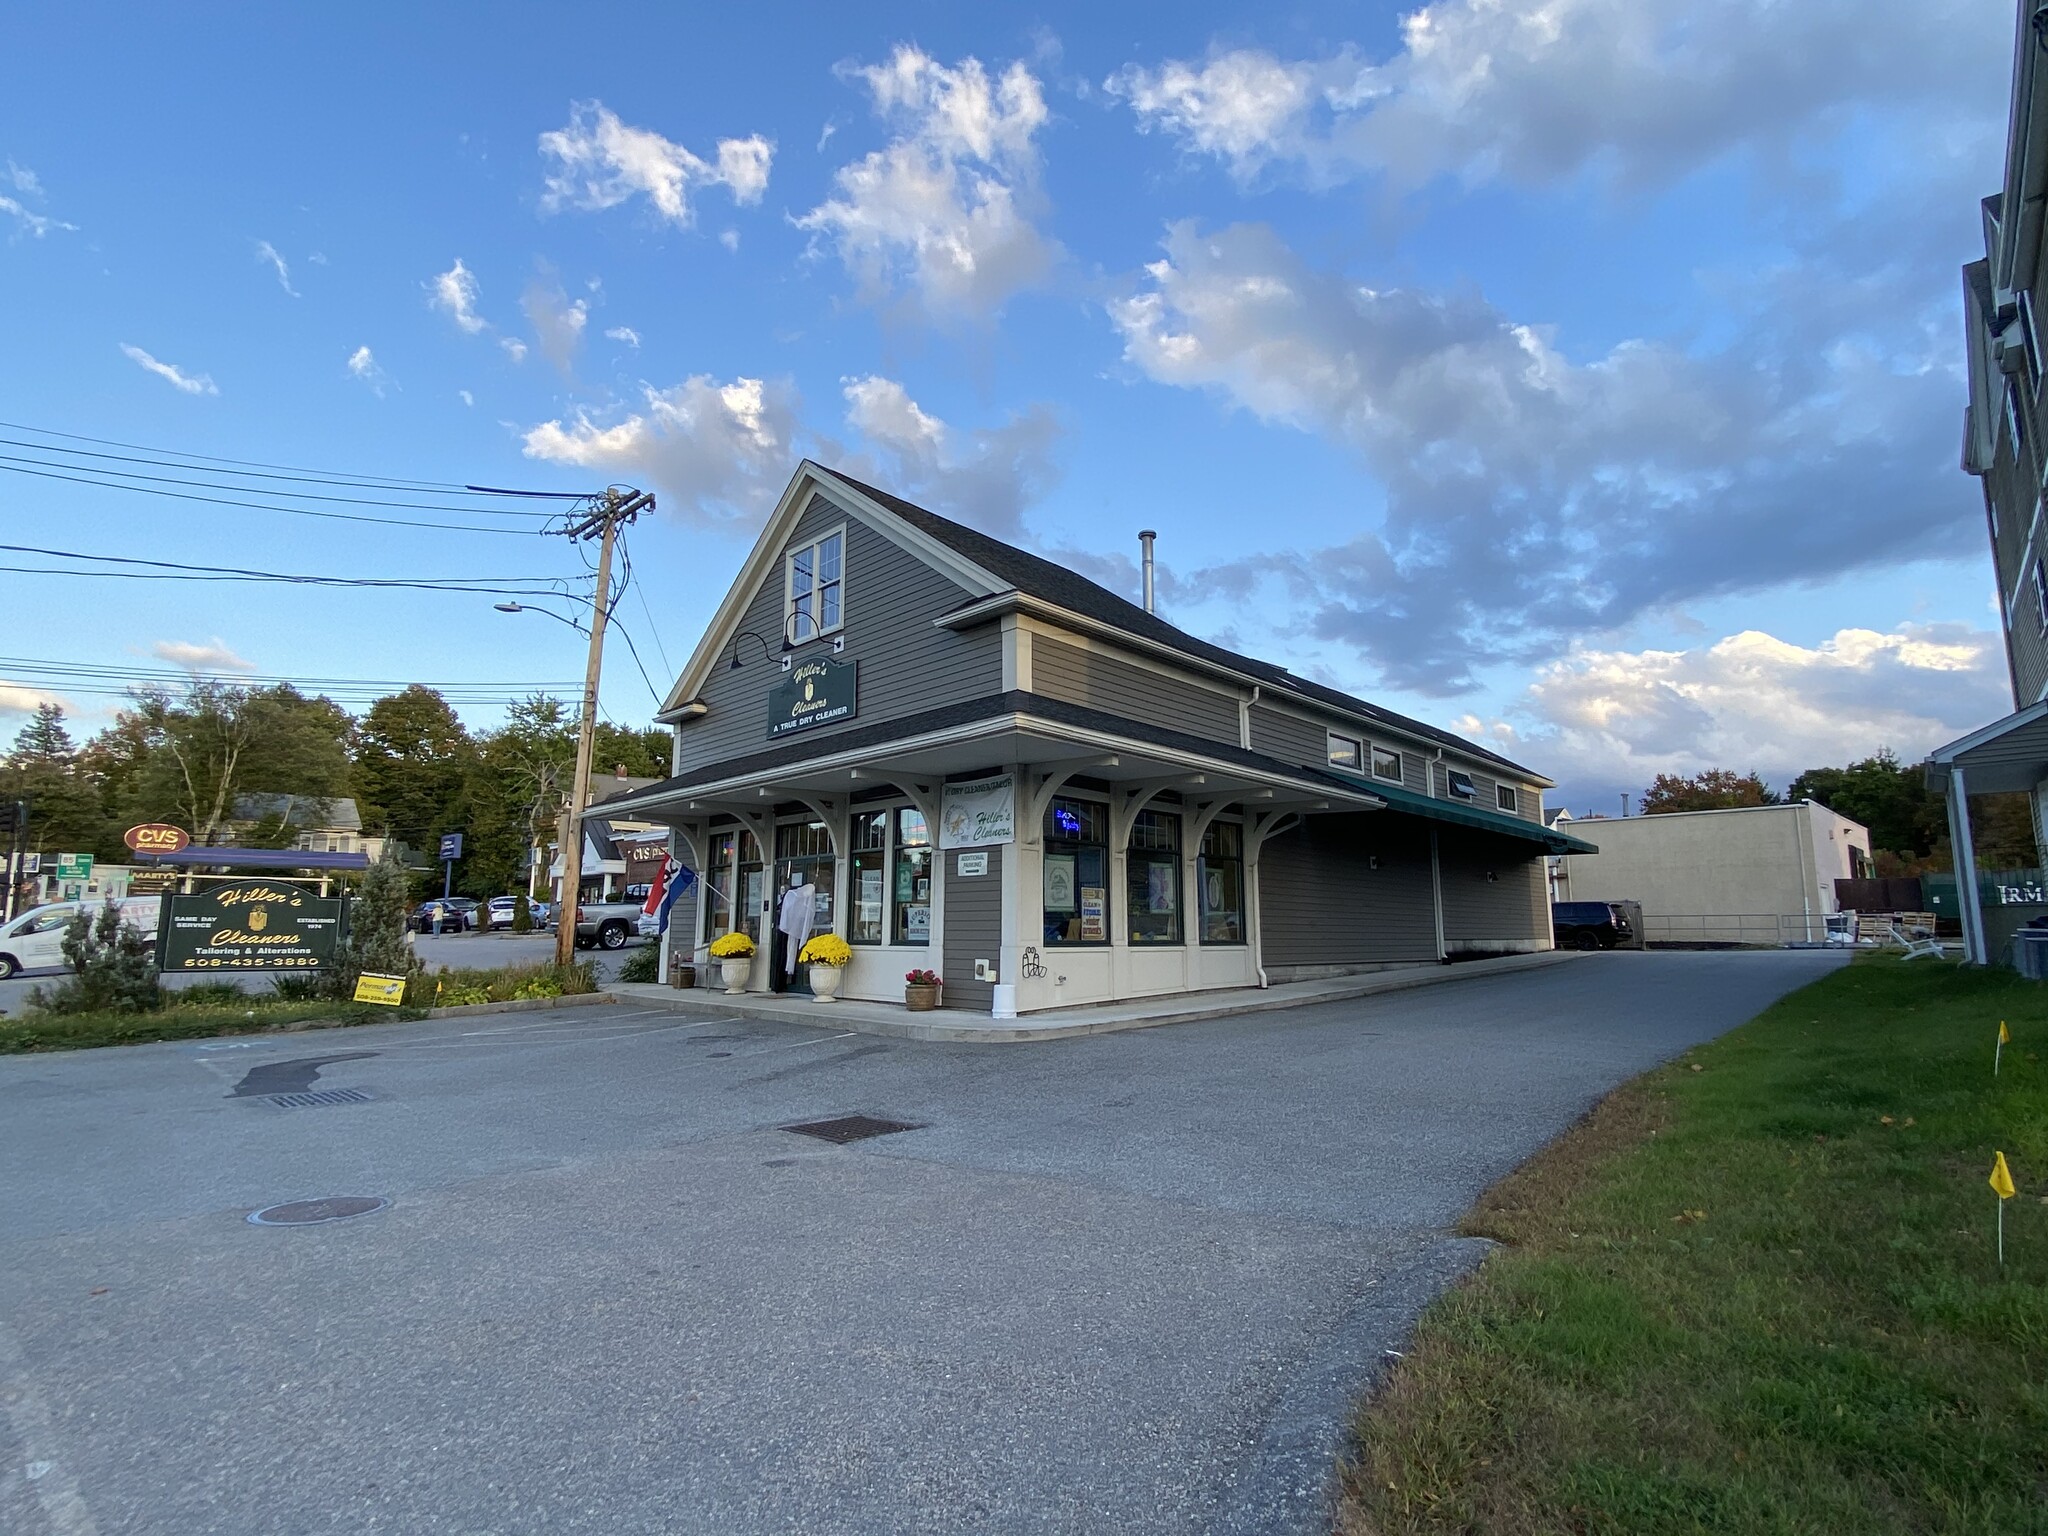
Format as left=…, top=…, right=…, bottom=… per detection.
left=786, top=527, right=845, bottom=645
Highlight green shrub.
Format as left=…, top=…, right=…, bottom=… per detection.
left=416, top=959, right=595, bottom=1009
left=269, top=974, right=327, bottom=1002
left=179, top=982, right=254, bottom=1008
left=617, top=944, right=660, bottom=984
left=511, top=893, right=533, bottom=933
left=26, top=900, right=161, bottom=1016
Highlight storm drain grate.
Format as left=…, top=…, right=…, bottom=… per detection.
left=262, top=1088, right=375, bottom=1109
left=781, top=1114, right=925, bottom=1144
left=248, top=1196, right=389, bottom=1226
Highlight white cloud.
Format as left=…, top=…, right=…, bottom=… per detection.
left=458, top=389, right=475, bottom=407
left=151, top=638, right=254, bottom=673
left=719, top=228, right=739, bottom=252
left=1109, top=1, right=2004, bottom=192
left=604, top=325, right=641, bottom=348
left=499, top=337, right=528, bottom=364
left=0, top=682, right=70, bottom=716
left=346, top=345, right=388, bottom=394
left=521, top=376, right=798, bottom=526
left=840, top=376, right=1060, bottom=540
left=538, top=101, right=772, bottom=226
left=1495, top=624, right=2010, bottom=809
left=120, top=343, right=216, bottom=396
left=428, top=257, right=486, bottom=334
left=1109, top=220, right=1973, bottom=693
left=1, top=159, right=76, bottom=238
left=521, top=278, right=588, bottom=372
left=255, top=240, right=298, bottom=296
left=797, top=45, right=1059, bottom=323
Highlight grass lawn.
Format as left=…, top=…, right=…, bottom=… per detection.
left=1341, top=956, right=2048, bottom=1535
left=0, top=1000, right=426, bottom=1053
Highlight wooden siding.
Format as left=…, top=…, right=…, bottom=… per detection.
left=676, top=492, right=1004, bottom=772
left=1031, top=635, right=1241, bottom=744
left=1430, top=759, right=1542, bottom=823
left=1257, top=814, right=1438, bottom=967
left=1435, top=828, right=1548, bottom=941
left=1246, top=704, right=1324, bottom=766
left=941, top=843, right=1002, bottom=1011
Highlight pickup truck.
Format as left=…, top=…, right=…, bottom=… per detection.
left=573, top=898, right=648, bottom=950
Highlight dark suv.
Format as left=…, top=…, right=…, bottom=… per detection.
left=1552, top=901, right=1634, bottom=950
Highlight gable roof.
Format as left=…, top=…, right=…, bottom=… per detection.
left=826, top=468, right=1544, bottom=782
left=231, top=793, right=360, bottom=831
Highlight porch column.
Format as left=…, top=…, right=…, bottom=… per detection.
left=1948, top=766, right=1988, bottom=966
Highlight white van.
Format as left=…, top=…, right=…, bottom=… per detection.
left=0, top=897, right=161, bottom=979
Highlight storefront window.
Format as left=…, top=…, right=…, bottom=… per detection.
left=1198, top=822, right=1244, bottom=945
left=1043, top=796, right=1108, bottom=946
left=1127, top=809, right=1183, bottom=945
left=850, top=811, right=886, bottom=944
left=893, top=807, right=932, bottom=946
left=702, top=831, right=735, bottom=942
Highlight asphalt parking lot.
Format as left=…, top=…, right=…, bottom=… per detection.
left=0, top=950, right=1842, bottom=1536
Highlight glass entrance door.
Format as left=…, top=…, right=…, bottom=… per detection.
left=772, top=819, right=835, bottom=994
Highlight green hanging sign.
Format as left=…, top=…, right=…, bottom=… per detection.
left=766, top=656, right=858, bottom=738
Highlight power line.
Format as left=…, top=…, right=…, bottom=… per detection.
left=0, top=541, right=573, bottom=594
left=0, top=460, right=555, bottom=535
left=0, top=417, right=581, bottom=497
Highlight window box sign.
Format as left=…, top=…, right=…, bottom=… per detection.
left=767, top=656, right=858, bottom=738
left=159, top=881, right=344, bottom=973
left=940, top=774, right=1014, bottom=848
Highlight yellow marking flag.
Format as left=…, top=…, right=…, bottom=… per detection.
left=1990, top=1151, right=2017, bottom=1201
left=2000, top=1020, right=2011, bottom=1045
left=353, top=973, right=407, bottom=1007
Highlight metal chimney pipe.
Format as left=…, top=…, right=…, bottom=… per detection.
left=1139, top=529, right=1157, bottom=614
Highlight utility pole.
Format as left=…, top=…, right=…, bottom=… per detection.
left=555, top=486, right=654, bottom=967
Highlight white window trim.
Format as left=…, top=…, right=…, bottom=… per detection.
left=1327, top=731, right=1363, bottom=770
left=2022, top=290, right=2043, bottom=401
left=1370, top=744, right=1402, bottom=783
left=2034, top=556, right=2047, bottom=637
left=1446, top=768, right=1478, bottom=801
left=783, top=523, right=847, bottom=646
left=1496, top=783, right=1518, bottom=813
left=2008, top=377, right=2029, bottom=464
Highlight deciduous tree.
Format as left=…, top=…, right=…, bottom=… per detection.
left=1639, top=770, right=1779, bottom=815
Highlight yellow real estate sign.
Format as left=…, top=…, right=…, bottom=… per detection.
left=353, top=973, right=408, bottom=1007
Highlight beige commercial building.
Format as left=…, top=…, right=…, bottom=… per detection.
left=1556, top=802, right=1872, bottom=946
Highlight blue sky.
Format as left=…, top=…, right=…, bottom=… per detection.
left=0, top=0, right=2020, bottom=811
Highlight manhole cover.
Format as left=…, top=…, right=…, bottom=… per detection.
left=247, top=1196, right=389, bottom=1227
left=262, top=1088, right=375, bottom=1109
left=781, top=1114, right=925, bottom=1144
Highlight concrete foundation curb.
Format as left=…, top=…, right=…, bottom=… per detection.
left=607, top=950, right=1579, bottom=1043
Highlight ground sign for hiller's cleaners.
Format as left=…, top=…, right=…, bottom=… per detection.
left=158, top=881, right=344, bottom=974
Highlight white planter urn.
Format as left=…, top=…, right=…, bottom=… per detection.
left=808, top=964, right=845, bottom=1003
left=720, top=957, right=752, bottom=994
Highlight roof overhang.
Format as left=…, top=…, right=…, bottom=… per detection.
left=133, top=848, right=372, bottom=871
left=1330, top=771, right=1597, bottom=854
left=598, top=708, right=1383, bottom=823
left=1927, top=701, right=2048, bottom=796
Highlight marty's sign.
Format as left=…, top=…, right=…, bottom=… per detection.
left=767, top=656, right=858, bottom=738
left=159, top=881, right=345, bottom=973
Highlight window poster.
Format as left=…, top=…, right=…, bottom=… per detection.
left=1147, top=864, right=1177, bottom=914
left=896, top=862, right=914, bottom=901
left=1204, top=868, right=1225, bottom=910
left=1079, top=886, right=1107, bottom=941
left=906, top=904, right=931, bottom=941
left=858, top=869, right=884, bottom=927
left=1044, top=854, right=1077, bottom=912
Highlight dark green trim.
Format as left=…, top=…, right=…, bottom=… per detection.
left=1328, top=771, right=1599, bottom=854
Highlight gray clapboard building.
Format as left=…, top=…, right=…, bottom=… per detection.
left=599, top=463, right=1591, bottom=1014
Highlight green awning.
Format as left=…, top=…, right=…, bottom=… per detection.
left=1328, top=771, right=1600, bottom=854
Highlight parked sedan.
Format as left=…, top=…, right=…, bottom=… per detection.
left=481, top=895, right=552, bottom=931
left=411, top=898, right=479, bottom=934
